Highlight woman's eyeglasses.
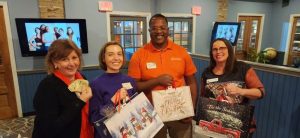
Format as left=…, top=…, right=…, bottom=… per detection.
left=212, top=47, right=227, bottom=53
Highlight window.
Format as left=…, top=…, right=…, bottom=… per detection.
left=110, top=15, right=147, bottom=59
left=109, top=14, right=194, bottom=57
left=167, top=17, right=193, bottom=52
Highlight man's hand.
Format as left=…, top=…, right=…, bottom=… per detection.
left=156, top=74, right=173, bottom=86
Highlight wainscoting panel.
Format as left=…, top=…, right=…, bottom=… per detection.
left=252, top=70, right=300, bottom=138
left=17, top=69, right=103, bottom=114
left=17, top=57, right=300, bottom=138
left=18, top=72, right=46, bottom=114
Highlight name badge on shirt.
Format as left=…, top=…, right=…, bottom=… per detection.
left=146, top=62, right=157, bottom=69
left=122, top=82, right=133, bottom=90
left=207, top=78, right=218, bottom=83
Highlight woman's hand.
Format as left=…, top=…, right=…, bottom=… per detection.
left=119, top=88, right=129, bottom=102
left=76, top=86, right=93, bottom=102
left=111, top=88, right=129, bottom=104
left=225, top=83, right=243, bottom=96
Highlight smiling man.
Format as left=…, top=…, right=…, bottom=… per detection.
left=128, top=13, right=198, bottom=138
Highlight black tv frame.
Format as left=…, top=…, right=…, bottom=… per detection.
left=211, top=22, right=241, bottom=46
left=15, top=18, right=88, bottom=57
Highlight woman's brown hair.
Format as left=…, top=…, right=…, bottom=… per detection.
left=45, top=39, right=82, bottom=74
left=99, top=41, right=125, bottom=71
left=209, top=38, right=237, bottom=74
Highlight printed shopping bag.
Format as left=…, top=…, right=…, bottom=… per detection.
left=196, top=97, right=254, bottom=138
left=152, top=86, right=194, bottom=122
left=100, top=92, right=164, bottom=138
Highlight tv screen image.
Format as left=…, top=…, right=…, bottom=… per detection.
left=16, top=18, right=88, bottom=56
left=211, top=22, right=241, bottom=46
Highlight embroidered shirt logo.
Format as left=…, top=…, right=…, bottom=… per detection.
left=170, top=57, right=182, bottom=61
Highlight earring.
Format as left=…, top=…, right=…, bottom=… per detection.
left=54, top=65, right=58, bottom=69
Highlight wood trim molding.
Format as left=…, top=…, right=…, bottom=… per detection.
left=191, top=54, right=300, bottom=77
left=217, top=0, right=228, bottom=21
left=0, top=1, right=23, bottom=117
left=38, top=0, right=65, bottom=18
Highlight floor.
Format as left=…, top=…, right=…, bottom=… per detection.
left=0, top=116, right=34, bottom=138
left=0, top=116, right=210, bottom=138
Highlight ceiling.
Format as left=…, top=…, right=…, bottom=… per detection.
left=234, top=0, right=279, bottom=3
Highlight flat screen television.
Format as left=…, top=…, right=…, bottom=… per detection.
left=211, top=22, right=241, bottom=46
left=15, top=18, right=88, bottom=56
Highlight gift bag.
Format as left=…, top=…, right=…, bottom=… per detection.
left=196, top=97, right=254, bottom=138
left=100, top=92, right=164, bottom=138
left=152, top=86, right=194, bottom=122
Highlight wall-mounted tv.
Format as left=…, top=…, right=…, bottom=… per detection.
left=15, top=18, right=88, bottom=57
left=211, top=22, right=241, bottom=46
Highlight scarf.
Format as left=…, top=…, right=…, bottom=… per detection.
left=54, top=70, right=94, bottom=138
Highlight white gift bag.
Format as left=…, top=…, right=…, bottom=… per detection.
left=103, top=92, right=164, bottom=138
left=152, top=86, right=194, bottom=122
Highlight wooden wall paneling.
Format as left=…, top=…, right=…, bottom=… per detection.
left=271, top=73, right=285, bottom=138
left=38, top=0, right=65, bottom=18
left=16, top=57, right=300, bottom=138
left=285, top=75, right=298, bottom=138
left=287, top=76, right=300, bottom=138
left=18, top=73, right=45, bottom=113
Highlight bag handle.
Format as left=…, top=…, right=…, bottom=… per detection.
left=113, top=90, right=121, bottom=112
left=166, top=81, right=177, bottom=93
left=113, top=88, right=132, bottom=112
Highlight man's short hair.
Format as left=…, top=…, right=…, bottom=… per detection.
left=149, top=13, right=168, bottom=26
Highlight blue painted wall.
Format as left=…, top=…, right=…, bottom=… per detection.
left=64, top=0, right=153, bottom=67
left=1, top=0, right=218, bottom=71
left=227, top=0, right=273, bottom=51
left=227, top=0, right=300, bottom=52
left=2, top=0, right=300, bottom=70
left=1, top=0, right=153, bottom=71
left=156, top=0, right=218, bottom=55
left=269, top=0, right=300, bottom=51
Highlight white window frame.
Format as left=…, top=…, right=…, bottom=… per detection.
left=162, top=13, right=196, bottom=53
left=106, top=11, right=151, bottom=42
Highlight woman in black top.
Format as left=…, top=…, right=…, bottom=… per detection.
left=201, top=38, right=264, bottom=103
left=200, top=38, right=265, bottom=137
left=32, top=39, right=93, bottom=138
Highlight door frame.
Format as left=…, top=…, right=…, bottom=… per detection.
left=284, top=14, right=300, bottom=65
left=237, top=13, right=265, bottom=53
left=0, top=1, right=22, bottom=117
